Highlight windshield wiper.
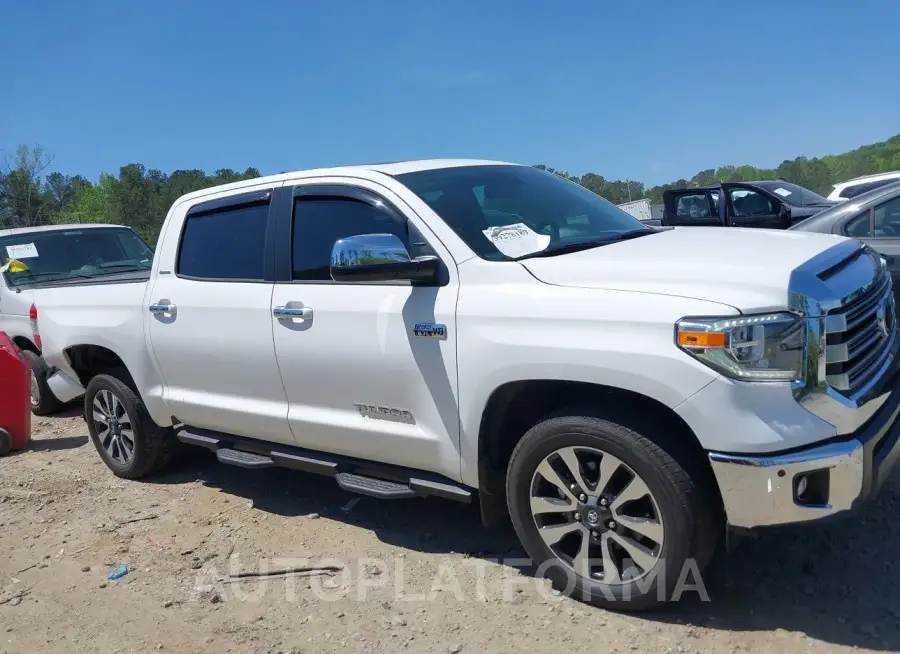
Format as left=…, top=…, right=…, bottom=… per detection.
left=96, top=263, right=151, bottom=272
left=516, top=229, right=655, bottom=260
left=14, top=270, right=96, bottom=281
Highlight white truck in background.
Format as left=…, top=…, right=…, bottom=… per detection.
left=30, top=159, right=900, bottom=610
left=0, top=224, right=154, bottom=413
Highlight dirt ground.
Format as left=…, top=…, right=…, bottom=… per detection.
left=1, top=410, right=899, bottom=653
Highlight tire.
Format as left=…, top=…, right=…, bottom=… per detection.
left=84, top=373, right=176, bottom=479
left=506, top=413, right=718, bottom=611
left=0, top=429, right=11, bottom=456
left=23, top=351, right=64, bottom=416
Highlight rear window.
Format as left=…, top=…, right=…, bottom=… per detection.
left=176, top=201, right=269, bottom=281
left=1, top=227, right=153, bottom=287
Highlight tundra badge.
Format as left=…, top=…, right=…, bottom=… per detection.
left=355, top=404, right=416, bottom=424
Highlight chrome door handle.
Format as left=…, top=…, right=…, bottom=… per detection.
left=149, top=303, right=176, bottom=314
left=273, top=306, right=313, bottom=319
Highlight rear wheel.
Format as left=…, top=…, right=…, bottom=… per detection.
left=85, top=373, right=176, bottom=479
left=23, top=351, right=63, bottom=416
left=506, top=413, right=718, bottom=611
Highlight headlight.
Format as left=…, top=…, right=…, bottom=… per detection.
left=675, top=313, right=805, bottom=382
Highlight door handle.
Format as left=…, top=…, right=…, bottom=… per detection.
left=149, top=302, right=176, bottom=314
left=273, top=305, right=313, bottom=319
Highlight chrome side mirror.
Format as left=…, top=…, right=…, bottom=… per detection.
left=330, top=233, right=439, bottom=283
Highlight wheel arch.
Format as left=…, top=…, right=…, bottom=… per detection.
left=12, top=336, right=40, bottom=355
left=476, top=379, right=720, bottom=524
left=65, top=344, right=138, bottom=393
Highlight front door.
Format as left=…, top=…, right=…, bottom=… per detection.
left=269, top=181, right=461, bottom=480
left=723, top=184, right=788, bottom=229
left=662, top=190, right=722, bottom=227
left=146, top=186, right=295, bottom=445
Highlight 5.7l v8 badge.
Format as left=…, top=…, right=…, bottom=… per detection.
left=413, top=323, right=447, bottom=340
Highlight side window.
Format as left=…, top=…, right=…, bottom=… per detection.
left=873, top=197, right=900, bottom=237
left=845, top=210, right=873, bottom=238
left=842, top=180, right=895, bottom=200
left=840, top=184, right=863, bottom=200
left=291, top=197, right=410, bottom=281
left=729, top=189, right=776, bottom=217
left=675, top=193, right=712, bottom=219
left=177, top=201, right=269, bottom=280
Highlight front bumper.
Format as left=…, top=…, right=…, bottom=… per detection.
left=709, top=378, right=900, bottom=529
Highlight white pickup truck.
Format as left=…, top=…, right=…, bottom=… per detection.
left=33, top=160, right=900, bottom=609
left=0, top=224, right=154, bottom=414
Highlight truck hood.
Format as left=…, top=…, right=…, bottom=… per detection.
left=519, top=227, right=849, bottom=313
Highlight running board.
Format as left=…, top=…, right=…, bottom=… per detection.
left=336, top=472, right=417, bottom=499
left=175, top=425, right=472, bottom=504
left=216, top=448, right=275, bottom=469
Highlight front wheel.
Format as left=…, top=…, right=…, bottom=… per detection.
left=85, top=373, right=176, bottom=479
left=506, top=413, right=718, bottom=611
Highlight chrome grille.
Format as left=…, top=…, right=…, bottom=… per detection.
left=825, top=271, right=896, bottom=394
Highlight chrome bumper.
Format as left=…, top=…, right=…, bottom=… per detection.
left=710, top=382, right=900, bottom=529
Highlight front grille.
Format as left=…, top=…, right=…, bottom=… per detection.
left=825, top=271, right=896, bottom=395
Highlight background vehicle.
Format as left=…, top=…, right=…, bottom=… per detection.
left=30, top=160, right=900, bottom=610
left=0, top=224, right=154, bottom=414
left=827, top=171, right=900, bottom=202
left=791, top=181, right=900, bottom=304
left=657, top=180, right=836, bottom=228
left=615, top=198, right=653, bottom=221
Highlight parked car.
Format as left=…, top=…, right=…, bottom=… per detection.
left=655, top=180, right=836, bottom=228
left=827, top=171, right=900, bottom=202
left=791, top=180, right=900, bottom=304
left=31, top=160, right=900, bottom=610
left=0, top=224, right=154, bottom=414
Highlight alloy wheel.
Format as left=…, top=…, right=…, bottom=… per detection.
left=92, top=390, right=135, bottom=465
left=529, top=446, right=665, bottom=584
left=30, top=371, right=40, bottom=408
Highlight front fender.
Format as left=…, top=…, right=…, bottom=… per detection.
left=454, top=268, right=732, bottom=487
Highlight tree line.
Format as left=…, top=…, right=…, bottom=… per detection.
left=2, top=134, right=899, bottom=243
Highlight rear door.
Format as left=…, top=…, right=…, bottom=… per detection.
left=722, top=184, right=788, bottom=229
left=662, top=189, right=721, bottom=227
left=843, top=194, right=900, bottom=305
left=146, top=185, right=295, bottom=445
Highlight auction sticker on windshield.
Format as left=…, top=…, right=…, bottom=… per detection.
left=5, top=243, right=39, bottom=259
left=772, top=188, right=792, bottom=198
left=482, top=223, right=550, bottom=258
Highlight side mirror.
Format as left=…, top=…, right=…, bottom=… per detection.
left=779, top=204, right=791, bottom=219
left=330, top=233, right=439, bottom=284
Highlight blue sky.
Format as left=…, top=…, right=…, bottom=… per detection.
left=2, top=0, right=899, bottom=186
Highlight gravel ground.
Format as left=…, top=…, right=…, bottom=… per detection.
left=1, top=410, right=899, bottom=653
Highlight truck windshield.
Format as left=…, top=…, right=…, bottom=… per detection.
left=395, top=165, right=651, bottom=261
left=754, top=181, right=830, bottom=207
left=0, top=227, right=154, bottom=287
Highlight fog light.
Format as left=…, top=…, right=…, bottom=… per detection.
left=793, top=468, right=829, bottom=506
left=796, top=474, right=809, bottom=499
